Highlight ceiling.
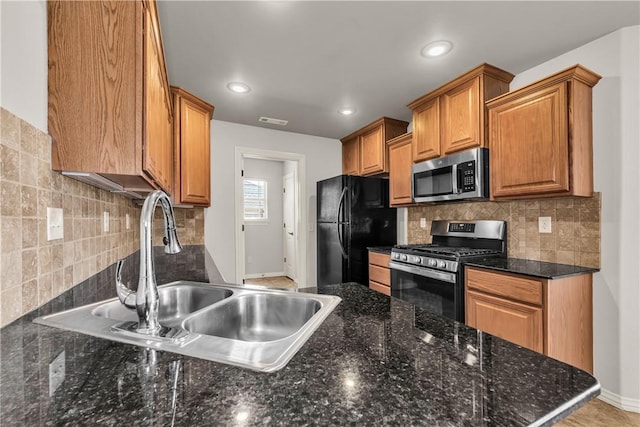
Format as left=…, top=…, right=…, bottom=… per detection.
left=157, top=1, right=639, bottom=140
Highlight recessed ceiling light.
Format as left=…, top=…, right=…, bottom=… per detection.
left=227, top=82, right=251, bottom=94
left=339, top=108, right=356, bottom=116
left=421, top=40, right=453, bottom=58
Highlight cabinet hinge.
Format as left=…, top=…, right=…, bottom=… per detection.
left=284, top=257, right=286, bottom=263
left=241, top=170, right=244, bottom=177
left=242, top=224, right=245, bottom=232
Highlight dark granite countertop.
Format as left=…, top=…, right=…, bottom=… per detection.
left=0, top=246, right=599, bottom=426
left=464, top=257, right=599, bottom=279
left=367, top=246, right=393, bottom=255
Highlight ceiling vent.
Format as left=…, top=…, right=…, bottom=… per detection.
left=259, top=116, right=288, bottom=126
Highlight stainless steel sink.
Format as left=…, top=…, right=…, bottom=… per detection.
left=184, top=293, right=321, bottom=341
left=34, top=281, right=341, bottom=372
left=92, top=284, right=233, bottom=327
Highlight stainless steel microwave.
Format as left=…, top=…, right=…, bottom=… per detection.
left=411, top=147, right=489, bottom=203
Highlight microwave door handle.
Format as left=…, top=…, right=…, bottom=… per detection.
left=451, top=164, right=461, bottom=193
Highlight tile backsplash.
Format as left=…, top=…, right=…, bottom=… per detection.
left=1, top=108, right=204, bottom=327
left=407, top=193, right=601, bottom=268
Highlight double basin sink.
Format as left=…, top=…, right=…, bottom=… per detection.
left=34, top=282, right=341, bottom=372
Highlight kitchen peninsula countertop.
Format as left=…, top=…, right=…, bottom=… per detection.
left=0, top=248, right=599, bottom=426
left=465, top=257, right=599, bottom=279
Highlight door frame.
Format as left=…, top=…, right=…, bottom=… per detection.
left=282, top=171, right=297, bottom=282
left=234, top=147, right=306, bottom=287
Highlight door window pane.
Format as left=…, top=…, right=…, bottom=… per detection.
left=243, top=179, right=268, bottom=220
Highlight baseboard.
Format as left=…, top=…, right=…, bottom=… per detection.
left=599, top=388, right=640, bottom=413
left=244, top=272, right=286, bottom=279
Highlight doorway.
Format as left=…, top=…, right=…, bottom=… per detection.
left=234, top=147, right=306, bottom=288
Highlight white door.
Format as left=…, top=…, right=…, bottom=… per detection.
left=283, top=172, right=297, bottom=282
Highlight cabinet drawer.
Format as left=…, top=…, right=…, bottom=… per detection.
left=369, top=252, right=391, bottom=268
left=369, top=265, right=390, bottom=286
left=369, top=280, right=391, bottom=296
left=466, top=289, right=543, bottom=352
left=466, top=267, right=543, bottom=306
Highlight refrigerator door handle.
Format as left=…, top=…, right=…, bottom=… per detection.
left=337, top=187, right=348, bottom=259
left=337, top=223, right=347, bottom=259
left=337, top=186, right=347, bottom=222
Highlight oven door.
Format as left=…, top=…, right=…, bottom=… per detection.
left=389, top=261, right=464, bottom=322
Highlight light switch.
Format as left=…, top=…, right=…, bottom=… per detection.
left=125, top=213, right=130, bottom=230
left=46, top=207, right=64, bottom=241
left=420, top=218, right=427, bottom=229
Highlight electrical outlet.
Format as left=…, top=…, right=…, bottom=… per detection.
left=538, top=216, right=552, bottom=233
left=125, top=213, right=130, bottom=230
left=49, top=350, right=66, bottom=396
left=46, top=207, right=64, bottom=241
left=103, top=211, right=110, bottom=233
left=420, top=218, right=427, bottom=229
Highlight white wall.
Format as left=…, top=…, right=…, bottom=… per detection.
left=205, top=120, right=342, bottom=286
left=511, top=26, right=639, bottom=410
left=243, top=158, right=284, bottom=276
left=0, top=0, right=47, bottom=131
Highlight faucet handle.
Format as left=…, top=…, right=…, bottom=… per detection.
left=116, top=259, right=136, bottom=308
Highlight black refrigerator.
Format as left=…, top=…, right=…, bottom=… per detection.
left=317, top=175, right=397, bottom=286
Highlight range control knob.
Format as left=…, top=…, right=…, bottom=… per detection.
left=437, top=260, right=446, bottom=268
left=401, top=254, right=408, bottom=261
left=392, top=253, right=399, bottom=260
left=428, top=258, right=437, bottom=267
left=411, top=256, right=422, bottom=264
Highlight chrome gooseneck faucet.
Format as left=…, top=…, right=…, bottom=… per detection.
left=116, top=190, right=182, bottom=334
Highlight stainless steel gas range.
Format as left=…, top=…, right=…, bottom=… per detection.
left=390, top=220, right=507, bottom=322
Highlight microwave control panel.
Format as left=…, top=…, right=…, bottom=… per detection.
left=458, top=160, right=476, bottom=192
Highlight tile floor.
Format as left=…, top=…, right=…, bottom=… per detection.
left=244, top=276, right=297, bottom=289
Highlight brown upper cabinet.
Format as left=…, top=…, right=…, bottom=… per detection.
left=171, top=87, right=214, bottom=206
left=487, top=65, right=601, bottom=200
left=48, top=0, right=173, bottom=197
left=387, top=133, right=414, bottom=206
left=341, top=117, right=409, bottom=176
left=407, top=64, right=514, bottom=162
left=341, top=135, right=360, bottom=176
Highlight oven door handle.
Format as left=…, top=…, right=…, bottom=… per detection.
left=389, top=261, right=457, bottom=284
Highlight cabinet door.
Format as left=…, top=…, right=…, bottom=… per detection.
left=412, top=98, right=440, bottom=162
left=360, top=125, right=385, bottom=175
left=441, top=77, right=481, bottom=154
left=143, top=4, right=172, bottom=192
left=388, top=135, right=413, bottom=206
left=177, top=97, right=211, bottom=205
left=489, top=82, right=569, bottom=199
left=342, top=136, right=360, bottom=175
left=466, top=290, right=543, bottom=353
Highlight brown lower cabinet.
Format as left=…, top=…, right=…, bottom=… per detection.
left=369, top=251, right=391, bottom=296
left=465, top=266, right=593, bottom=373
